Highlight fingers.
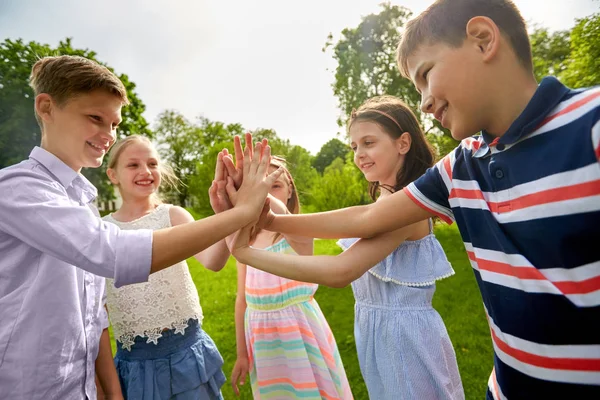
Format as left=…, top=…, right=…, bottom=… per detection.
left=214, top=151, right=225, bottom=181
left=225, top=176, right=238, bottom=205
left=231, top=368, right=240, bottom=396
left=234, top=135, right=244, bottom=167
left=255, top=144, right=272, bottom=177
left=222, top=153, right=236, bottom=178
left=245, top=132, right=254, bottom=160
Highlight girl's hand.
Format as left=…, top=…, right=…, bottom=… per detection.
left=231, top=357, right=250, bottom=396
left=209, top=151, right=233, bottom=213
left=223, top=133, right=266, bottom=190
left=232, top=139, right=282, bottom=223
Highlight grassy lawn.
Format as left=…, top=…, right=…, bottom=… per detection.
left=110, top=224, right=493, bottom=399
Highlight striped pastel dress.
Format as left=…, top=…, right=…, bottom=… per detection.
left=245, top=238, right=353, bottom=400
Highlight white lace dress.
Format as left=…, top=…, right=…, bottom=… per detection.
left=103, top=204, right=225, bottom=400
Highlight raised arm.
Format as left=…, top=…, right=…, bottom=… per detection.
left=230, top=223, right=415, bottom=288
left=264, top=189, right=432, bottom=239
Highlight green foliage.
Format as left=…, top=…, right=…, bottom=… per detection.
left=530, top=27, right=571, bottom=82
left=0, top=38, right=150, bottom=200
left=324, top=3, right=457, bottom=155
left=306, top=154, right=370, bottom=213
left=560, top=13, right=600, bottom=88
left=312, top=138, right=350, bottom=174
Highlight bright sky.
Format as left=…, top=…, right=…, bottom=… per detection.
left=1, top=0, right=597, bottom=153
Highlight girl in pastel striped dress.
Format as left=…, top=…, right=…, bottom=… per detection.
left=231, top=156, right=353, bottom=399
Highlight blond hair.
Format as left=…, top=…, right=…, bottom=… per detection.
left=106, top=135, right=180, bottom=206
left=397, top=0, right=532, bottom=78
left=29, top=55, right=129, bottom=129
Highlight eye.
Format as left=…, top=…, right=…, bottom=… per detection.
left=149, top=162, right=158, bottom=168
left=350, top=145, right=357, bottom=152
left=422, top=68, right=430, bottom=81
left=364, top=141, right=373, bottom=146
left=89, top=115, right=102, bottom=122
left=127, top=163, right=137, bottom=168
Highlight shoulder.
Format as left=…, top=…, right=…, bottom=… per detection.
left=168, top=205, right=195, bottom=226
left=0, top=162, right=63, bottom=199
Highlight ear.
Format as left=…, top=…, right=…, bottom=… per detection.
left=106, top=168, right=119, bottom=185
left=35, top=93, right=54, bottom=124
left=395, top=132, right=412, bottom=155
left=465, top=16, right=500, bottom=62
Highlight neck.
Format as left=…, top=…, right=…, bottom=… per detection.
left=484, top=69, right=538, bottom=138
left=114, top=194, right=157, bottom=222
left=40, top=133, right=82, bottom=172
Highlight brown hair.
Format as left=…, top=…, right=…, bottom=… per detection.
left=397, top=0, right=532, bottom=78
left=348, top=95, right=435, bottom=201
left=106, top=135, right=179, bottom=206
left=29, top=55, right=129, bottom=129
left=250, top=156, right=300, bottom=244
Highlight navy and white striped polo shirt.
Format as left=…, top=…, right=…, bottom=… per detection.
left=405, top=76, right=600, bottom=399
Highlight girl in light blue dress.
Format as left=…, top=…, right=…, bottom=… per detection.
left=227, top=96, right=464, bottom=399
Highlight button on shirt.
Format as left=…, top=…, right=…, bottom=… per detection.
left=0, top=147, right=153, bottom=400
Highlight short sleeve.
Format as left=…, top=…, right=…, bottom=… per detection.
left=404, top=148, right=459, bottom=224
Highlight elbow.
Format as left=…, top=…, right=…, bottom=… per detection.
left=327, top=270, right=354, bottom=288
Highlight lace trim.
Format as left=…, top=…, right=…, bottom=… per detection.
left=367, top=268, right=456, bottom=287
left=116, top=314, right=204, bottom=351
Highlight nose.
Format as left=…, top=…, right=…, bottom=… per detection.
left=420, top=92, right=434, bottom=114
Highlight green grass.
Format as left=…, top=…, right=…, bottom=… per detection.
left=110, top=224, right=493, bottom=399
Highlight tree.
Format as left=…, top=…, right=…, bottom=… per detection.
left=307, top=153, right=370, bottom=212
left=312, top=138, right=350, bottom=174
left=560, top=13, right=600, bottom=88
left=324, top=3, right=457, bottom=157
left=0, top=38, right=150, bottom=200
left=324, top=3, right=420, bottom=128
left=529, top=27, right=571, bottom=82
left=154, top=110, right=203, bottom=206
left=285, top=145, right=319, bottom=208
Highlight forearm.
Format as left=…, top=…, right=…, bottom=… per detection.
left=95, top=329, right=122, bottom=398
left=234, top=248, right=350, bottom=288
left=234, top=298, right=249, bottom=358
left=235, top=228, right=409, bottom=288
left=269, top=190, right=431, bottom=239
left=152, top=207, right=251, bottom=274
left=195, top=239, right=231, bottom=272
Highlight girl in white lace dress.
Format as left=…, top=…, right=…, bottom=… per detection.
left=102, top=135, right=231, bottom=399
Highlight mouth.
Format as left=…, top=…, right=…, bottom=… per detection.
left=86, top=141, right=107, bottom=155
left=134, top=180, right=154, bottom=186
left=434, top=106, right=448, bottom=128
left=360, top=162, right=374, bottom=171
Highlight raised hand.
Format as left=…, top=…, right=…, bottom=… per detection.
left=208, top=151, right=233, bottom=214
left=223, top=133, right=269, bottom=190
left=232, top=141, right=282, bottom=224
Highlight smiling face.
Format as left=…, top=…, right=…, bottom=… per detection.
left=406, top=42, right=493, bottom=141
left=38, top=89, right=123, bottom=171
left=107, top=140, right=162, bottom=200
left=350, top=121, right=406, bottom=188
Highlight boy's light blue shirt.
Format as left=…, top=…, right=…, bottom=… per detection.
left=0, top=147, right=153, bottom=399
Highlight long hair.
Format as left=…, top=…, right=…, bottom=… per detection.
left=348, top=96, right=435, bottom=201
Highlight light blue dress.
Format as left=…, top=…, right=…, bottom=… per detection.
left=338, top=222, right=464, bottom=400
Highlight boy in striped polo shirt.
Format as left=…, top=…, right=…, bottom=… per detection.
left=258, top=0, right=600, bottom=398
